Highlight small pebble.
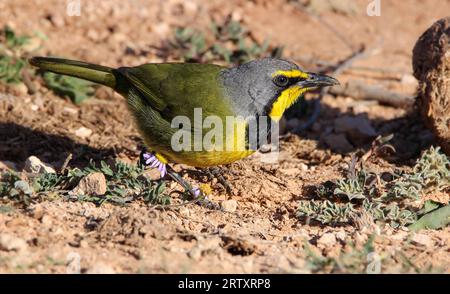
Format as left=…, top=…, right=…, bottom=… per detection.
left=317, top=233, right=337, bottom=247
left=221, top=200, right=238, bottom=213
left=0, top=234, right=28, bottom=252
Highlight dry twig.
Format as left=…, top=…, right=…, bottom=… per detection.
left=329, top=80, right=415, bottom=108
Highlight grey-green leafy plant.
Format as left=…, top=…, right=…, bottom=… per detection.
left=0, top=160, right=170, bottom=207
left=162, top=18, right=283, bottom=65
left=297, top=200, right=356, bottom=224
left=298, top=147, right=450, bottom=228
left=43, top=72, right=96, bottom=104
left=0, top=172, right=35, bottom=206
left=334, top=170, right=376, bottom=201
left=0, top=26, right=30, bottom=84
left=362, top=200, right=416, bottom=228
left=386, top=147, right=450, bottom=200
left=303, top=233, right=440, bottom=273
left=304, top=234, right=376, bottom=273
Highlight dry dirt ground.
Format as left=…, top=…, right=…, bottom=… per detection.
left=0, top=0, right=449, bottom=273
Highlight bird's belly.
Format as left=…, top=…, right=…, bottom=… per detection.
left=164, top=150, right=255, bottom=167
left=141, top=128, right=255, bottom=167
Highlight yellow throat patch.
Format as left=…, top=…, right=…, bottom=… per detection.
left=269, top=86, right=308, bottom=121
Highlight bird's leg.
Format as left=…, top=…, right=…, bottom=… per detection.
left=165, top=165, right=199, bottom=198
left=140, top=149, right=193, bottom=195
left=166, top=166, right=221, bottom=210
left=139, top=149, right=220, bottom=209
left=206, top=166, right=233, bottom=195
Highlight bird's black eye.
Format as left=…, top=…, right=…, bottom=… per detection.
left=273, top=75, right=289, bottom=87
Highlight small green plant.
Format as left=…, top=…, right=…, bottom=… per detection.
left=304, top=234, right=376, bottom=273
left=387, top=147, right=450, bottom=200
left=298, top=147, right=450, bottom=228
left=43, top=72, right=96, bottom=104
left=297, top=200, right=356, bottom=224
left=303, top=233, right=440, bottom=273
left=0, top=160, right=170, bottom=207
left=334, top=170, right=376, bottom=201
left=409, top=203, right=450, bottom=231
left=0, top=172, right=35, bottom=206
left=161, top=18, right=283, bottom=65
left=0, top=26, right=30, bottom=84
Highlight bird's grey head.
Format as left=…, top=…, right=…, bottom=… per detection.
left=220, top=58, right=339, bottom=120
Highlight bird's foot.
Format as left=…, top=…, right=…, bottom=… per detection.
left=139, top=149, right=220, bottom=209
left=205, top=166, right=233, bottom=195
left=167, top=167, right=221, bottom=210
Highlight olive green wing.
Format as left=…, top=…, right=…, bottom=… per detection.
left=118, top=63, right=234, bottom=121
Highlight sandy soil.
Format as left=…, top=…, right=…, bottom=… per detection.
left=0, top=0, right=449, bottom=273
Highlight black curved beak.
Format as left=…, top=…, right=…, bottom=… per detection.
left=297, top=73, right=340, bottom=88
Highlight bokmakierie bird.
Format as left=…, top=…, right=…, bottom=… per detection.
left=29, top=56, right=338, bottom=196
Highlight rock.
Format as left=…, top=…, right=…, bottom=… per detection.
left=0, top=234, right=28, bottom=252
left=74, top=127, right=93, bottom=139
left=258, top=146, right=281, bottom=164
left=86, top=263, right=115, bottom=274
left=182, top=1, right=198, bottom=15
left=413, top=17, right=450, bottom=156
left=152, top=23, right=170, bottom=36
left=187, top=246, right=202, bottom=260
left=29, top=204, right=44, bottom=220
left=86, top=29, right=99, bottom=41
left=63, top=107, right=78, bottom=115
left=335, top=230, right=346, bottom=242
left=79, top=240, right=89, bottom=248
left=299, top=163, right=309, bottom=171
left=41, top=215, right=53, bottom=227
left=24, top=156, right=56, bottom=174
left=221, top=200, right=238, bottom=213
left=323, top=133, right=354, bottom=153
left=179, top=207, right=190, bottom=217
left=279, top=168, right=300, bottom=176
left=317, top=233, right=337, bottom=247
left=48, top=14, right=65, bottom=27
left=354, top=232, right=368, bottom=246
left=400, top=74, right=417, bottom=85
left=71, top=172, right=107, bottom=196
left=411, top=233, right=432, bottom=247
left=11, top=83, right=28, bottom=95
left=334, top=115, right=377, bottom=145
left=0, top=161, right=17, bottom=171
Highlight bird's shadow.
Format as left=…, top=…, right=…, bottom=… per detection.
left=0, top=122, right=118, bottom=169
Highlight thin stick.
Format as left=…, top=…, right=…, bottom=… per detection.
left=59, top=153, right=73, bottom=174
left=21, top=69, right=37, bottom=95
left=328, top=80, right=415, bottom=108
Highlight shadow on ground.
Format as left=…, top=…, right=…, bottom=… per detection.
left=0, top=122, right=118, bottom=168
